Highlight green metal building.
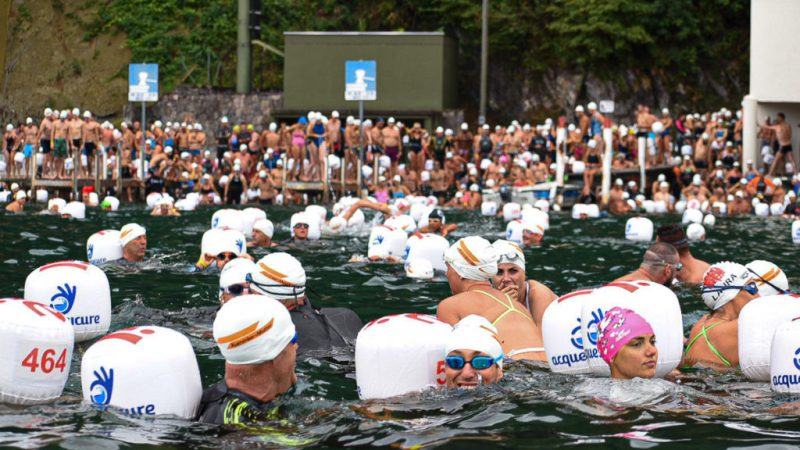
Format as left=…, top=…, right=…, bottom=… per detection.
left=282, top=31, right=458, bottom=128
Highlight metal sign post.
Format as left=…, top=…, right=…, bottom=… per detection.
left=345, top=60, right=376, bottom=197
left=129, top=63, right=159, bottom=197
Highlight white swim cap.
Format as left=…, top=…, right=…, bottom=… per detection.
left=686, top=223, right=705, bottom=241
left=60, top=111, right=68, bottom=119
left=445, top=315, right=503, bottom=367
left=252, top=218, right=274, bottom=239
left=701, top=262, right=754, bottom=310
left=220, top=258, right=255, bottom=294
left=575, top=105, right=584, bottom=113
left=745, top=260, right=789, bottom=297
left=119, top=223, right=146, bottom=248
left=492, top=239, right=525, bottom=270
left=72, top=108, right=80, bottom=116
left=15, top=190, right=27, bottom=201
left=213, top=295, right=296, bottom=365
left=587, top=101, right=597, bottom=110
left=692, top=174, right=702, bottom=186
left=444, top=236, right=499, bottom=281
left=658, top=174, right=666, bottom=182
left=249, top=253, right=306, bottom=300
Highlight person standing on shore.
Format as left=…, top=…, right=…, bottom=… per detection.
left=51, top=111, right=70, bottom=180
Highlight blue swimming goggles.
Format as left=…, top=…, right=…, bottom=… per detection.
left=445, top=354, right=503, bottom=370
left=747, top=268, right=789, bottom=295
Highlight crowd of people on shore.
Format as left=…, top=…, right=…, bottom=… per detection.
left=3, top=104, right=799, bottom=218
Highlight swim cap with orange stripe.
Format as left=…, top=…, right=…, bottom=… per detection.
left=249, top=253, right=306, bottom=300
left=444, top=236, right=498, bottom=281
left=213, top=294, right=295, bottom=364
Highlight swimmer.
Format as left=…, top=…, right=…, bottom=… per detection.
left=682, top=262, right=760, bottom=370
left=5, top=190, right=26, bottom=213
left=614, top=242, right=681, bottom=286
left=340, top=198, right=406, bottom=222
left=247, top=253, right=362, bottom=355
left=195, top=239, right=250, bottom=272
left=196, top=296, right=298, bottom=425
left=655, top=224, right=710, bottom=284
left=597, top=307, right=658, bottom=380
left=491, top=240, right=557, bottom=335
left=417, top=209, right=457, bottom=237
left=437, top=236, right=544, bottom=361
left=120, top=223, right=147, bottom=262
left=520, top=221, right=545, bottom=246
left=248, top=219, right=277, bottom=248
left=151, top=198, right=180, bottom=216
left=444, top=315, right=504, bottom=388
left=291, top=216, right=310, bottom=242
left=219, top=258, right=255, bottom=304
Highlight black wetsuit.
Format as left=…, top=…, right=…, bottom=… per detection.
left=196, top=381, right=281, bottom=425
left=291, top=300, right=362, bottom=356
left=145, top=173, right=165, bottom=195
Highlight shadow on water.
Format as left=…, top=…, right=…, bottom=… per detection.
left=1, top=204, right=800, bottom=448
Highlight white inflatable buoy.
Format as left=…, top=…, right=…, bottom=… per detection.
left=521, top=206, right=549, bottom=230
left=81, top=326, right=202, bottom=418
left=48, top=198, right=67, bottom=213
left=211, top=209, right=244, bottom=232
left=24, top=261, right=111, bottom=342
left=543, top=281, right=683, bottom=378
left=404, top=233, right=449, bottom=272
left=325, top=216, right=348, bottom=235
left=770, top=203, right=785, bottom=216
left=643, top=200, right=656, bottom=214
left=770, top=319, right=800, bottom=393
left=0, top=298, right=74, bottom=405
left=653, top=201, right=668, bottom=214
left=384, top=214, right=417, bottom=234
left=505, top=220, right=525, bottom=245
left=305, top=204, right=328, bottom=223
left=101, top=196, right=120, bottom=211
left=481, top=201, right=498, bottom=216
left=346, top=209, right=365, bottom=228
left=406, top=258, right=435, bottom=280
left=355, top=314, right=452, bottom=399
left=793, top=221, right=800, bottom=245
left=146, top=192, right=162, bottom=209
left=409, top=203, right=429, bottom=223
left=200, top=228, right=247, bottom=258
left=703, top=214, right=716, bottom=227
left=174, top=199, right=196, bottom=212
left=502, top=203, right=522, bottom=221
left=625, top=217, right=653, bottom=242
left=686, top=223, right=706, bottom=241
left=240, top=207, right=267, bottom=237
left=543, top=288, right=597, bottom=374
left=61, top=201, right=86, bottom=219
left=754, top=203, right=769, bottom=217
left=367, top=225, right=408, bottom=260
left=35, top=189, right=48, bottom=203
left=739, top=295, right=800, bottom=381
left=674, top=200, right=687, bottom=215
left=534, top=199, right=550, bottom=213
left=682, top=208, right=703, bottom=225
left=87, top=230, right=123, bottom=265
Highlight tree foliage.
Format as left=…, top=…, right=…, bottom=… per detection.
left=95, top=0, right=750, bottom=109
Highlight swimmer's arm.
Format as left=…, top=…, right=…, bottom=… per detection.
left=436, top=297, right=461, bottom=325
left=441, top=224, right=457, bottom=237
left=194, top=253, right=214, bottom=271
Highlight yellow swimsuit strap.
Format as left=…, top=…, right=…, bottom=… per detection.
left=473, top=289, right=534, bottom=326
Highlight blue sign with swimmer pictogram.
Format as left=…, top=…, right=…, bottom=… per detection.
left=128, top=64, right=159, bottom=102
left=345, top=60, right=376, bottom=101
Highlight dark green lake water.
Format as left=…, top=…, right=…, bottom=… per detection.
left=1, top=205, right=800, bottom=449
